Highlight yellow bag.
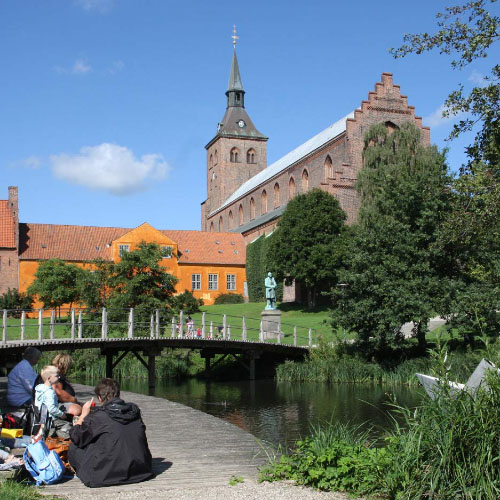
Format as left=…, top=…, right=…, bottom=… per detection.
left=1, top=428, right=23, bottom=438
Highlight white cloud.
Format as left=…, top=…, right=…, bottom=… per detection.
left=50, top=143, right=169, bottom=195
left=54, top=58, right=92, bottom=75
left=23, top=156, right=41, bottom=169
left=108, top=60, right=124, bottom=75
left=423, top=104, right=465, bottom=128
left=72, top=58, right=91, bottom=74
left=469, top=70, right=489, bottom=88
left=74, top=0, right=113, bottom=13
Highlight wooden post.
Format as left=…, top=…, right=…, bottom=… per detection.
left=128, top=308, right=134, bottom=339
left=242, top=316, right=247, bottom=341
left=2, top=310, right=6, bottom=345
left=227, top=325, right=231, bottom=340
left=155, top=310, right=160, bottom=339
left=148, top=354, right=156, bottom=390
left=223, top=314, right=227, bottom=340
left=249, top=358, right=255, bottom=380
left=71, top=308, right=76, bottom=340
left=21, top=311, right=26, bottom=342
left=78, top=311, right=83, bottom=339
left=38, top=309, right=43, bottom=341
left=277, top=329, right=281, bottom=345
left=50, top=310, right=55, bottom=340
left=105, top=352, right=113, bottom=378
left=209, top=321, right=213, bottom=339
left=294, top=325, right=297, bottom=347
left=171, top=317, right=175, bottom=338
left=308, top=328, right=312, bottom=347
left=102, top=308, right=108, bottom=339
left=179, top=310, right=184, bottom=338
left=150, top=314, right=154, bottom=338
left=202, top=312, right=206, bottom=339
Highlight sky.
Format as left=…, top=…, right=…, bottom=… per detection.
left=1, top=0, right=498, bottom=230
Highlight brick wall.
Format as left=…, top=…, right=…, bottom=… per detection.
left=0, top=187, right=19, bottom=295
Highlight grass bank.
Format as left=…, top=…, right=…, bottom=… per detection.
left=261, top=344, right=500, bottom=499
left=0, top=480, right=63, bottom=500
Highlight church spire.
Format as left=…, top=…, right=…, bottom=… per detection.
left=226, top=26, right=245, bottom=108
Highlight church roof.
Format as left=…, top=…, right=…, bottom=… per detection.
left=18, top=223, right=246, bottom=265
left=210, top=110, right=355, bottom=215
left=0, top=200, right=16, bottom=248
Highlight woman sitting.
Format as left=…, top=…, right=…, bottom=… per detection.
left=68, top=378, right=153, bottom=488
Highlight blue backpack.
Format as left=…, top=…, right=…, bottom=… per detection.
left=23, top=440, right=65, bottom=485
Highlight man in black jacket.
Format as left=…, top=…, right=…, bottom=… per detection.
left=68, top=378, right=153, bottom=488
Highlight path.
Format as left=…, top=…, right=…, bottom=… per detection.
left=1, top=381, right=269, bottom=498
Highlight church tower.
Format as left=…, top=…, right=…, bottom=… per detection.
left=202, top=39, right=267, bottom=231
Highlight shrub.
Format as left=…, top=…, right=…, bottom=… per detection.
left=0, top=288, right=34, bottom=316
left=214, top=293, right=244, bottom=305
left=170, top=290, right=204, bottom=314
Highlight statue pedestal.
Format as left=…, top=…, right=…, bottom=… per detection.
left=261, top=309, right=282, bottom=340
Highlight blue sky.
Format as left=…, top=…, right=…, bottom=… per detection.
left=1, top=0, right=498, bottom=230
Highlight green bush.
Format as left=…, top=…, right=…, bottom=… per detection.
left=170, top=290, right=204, bottom=314
left=214, top=293, right=244, bottom=304
left=0, top=288, right=34, bottom=315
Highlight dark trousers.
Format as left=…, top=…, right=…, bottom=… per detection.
left=68, top=443, right=85, bottom=474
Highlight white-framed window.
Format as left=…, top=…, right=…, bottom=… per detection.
left=226, top=274, right=236, bottom=291
left=119, top=244, right=130, bottom=257
left=192, top=274, right=201, bottom=290
left=208, top=274, right=218, bottom=290
left=161, top=246, right=173, bottom=258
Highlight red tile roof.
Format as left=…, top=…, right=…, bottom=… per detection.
left=0, top=201, right=16, bottom=248
left=19, top=223, right=246, bottom=265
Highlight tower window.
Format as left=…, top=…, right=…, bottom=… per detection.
left=274, top=183, right=280, bottom=208
left=250, top=198, right=255, bottom=220
left=230, top=147, right=240, bottom=163
left=229, top=210, right=234, bottom=229
left=210, top=221, right=215, bottom=232
left=324, top=156, right=333, bottom=181
left=262, top=190, right=268, bottom=214
left=302, top=169, right=309, bottom=192
left=247, top=149, right=256, bottom=164
left=219, top=216, right=223, bottom=231
left=239, top=204, right=244, bottom=225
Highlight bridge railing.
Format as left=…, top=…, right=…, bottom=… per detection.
left=1, top=308, right=317, bottom=348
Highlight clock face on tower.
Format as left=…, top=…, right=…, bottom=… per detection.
left=237, top=120, right=246, bottom=128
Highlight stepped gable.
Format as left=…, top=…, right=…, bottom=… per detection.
left=0, top=201, right=16, bottom=248
left=18, top=223, right=245, bottom=265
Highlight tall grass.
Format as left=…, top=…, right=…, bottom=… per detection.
left=263, top=341, right=500, bottom=499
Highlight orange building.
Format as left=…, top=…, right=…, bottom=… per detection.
left=1, top=187, right=246, bottom=306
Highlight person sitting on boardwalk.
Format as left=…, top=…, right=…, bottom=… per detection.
left=7, top=347, right=41, bottom=407
left=34, top=366, right=79, bottom=421
left=68, top=378, right=153, bottom=488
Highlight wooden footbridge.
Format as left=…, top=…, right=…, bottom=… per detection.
left=1, top=308, right=312, bottom=385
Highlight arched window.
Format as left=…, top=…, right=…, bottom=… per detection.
left=214, top=150, right=218, bottom=165
left=246, top=149, right=256, bottom=164
left=230, top=147, right=240, bottom=163
left=324, top=156, right=333, bottom=181
left=302, top=169, right=309, bottom=192
left=261, top=190, right=268, bottom=214
left=209, top=221, right=214, bottom=232
left=289, top=177, right=296, bottom=199
left=385, top=121, right=398, bottom=133
left=219, top=216, right=223, bottom=231
left=229, top=210, right=234, bottom=229
left=250, top=198, right=255, bottom=220
left=274, top=183, right=280, bottom=208
left=239, top=204, right=244, bottom=225
left=209, top=154, right=213, bottom=167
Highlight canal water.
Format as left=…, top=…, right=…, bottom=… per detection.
left=115, top=378, right=423, bottom=447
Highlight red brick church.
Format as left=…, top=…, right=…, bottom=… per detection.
left=201, top=49, right=430, bottom=242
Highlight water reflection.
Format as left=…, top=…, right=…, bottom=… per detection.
left=115, top=378, right=422, bottom=447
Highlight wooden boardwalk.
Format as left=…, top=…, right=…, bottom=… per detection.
left=1, top=382, right=270, bottom=498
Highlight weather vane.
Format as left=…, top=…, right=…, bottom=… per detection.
left=232, top=25, right=239, bottom=47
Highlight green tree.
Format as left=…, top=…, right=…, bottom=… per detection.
left=331, top=123, right=452, bottom=356
left=0, top=288, right=34, bottom=317
left=106, top=242, right=178, bottom=322
left=391, top=0, right=500, bottom=237
left=28, top=259, right=82, bottom=315
left=76, top=258, right=114, bottom=310
left=266, top=189, right=347, bottom=309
